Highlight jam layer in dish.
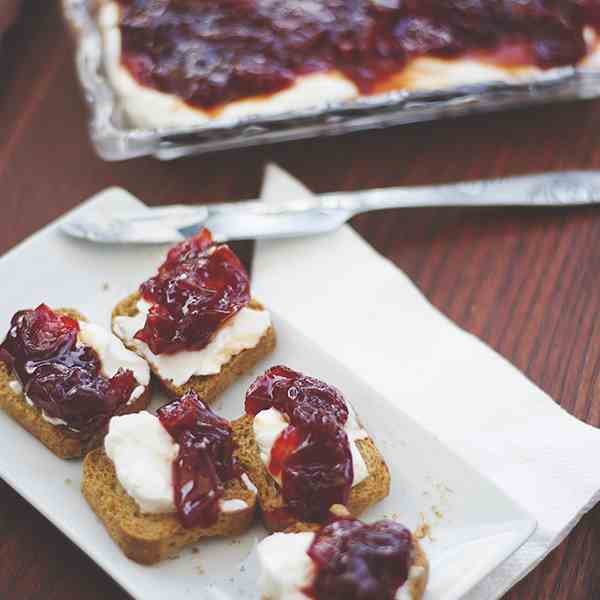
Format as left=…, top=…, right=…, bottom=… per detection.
left=0, top=304, right=142, bottom=435
left=114, top=0, right=600, bottom=111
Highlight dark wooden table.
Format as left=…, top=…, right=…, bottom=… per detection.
left=2, top=2, right=600, bottom=599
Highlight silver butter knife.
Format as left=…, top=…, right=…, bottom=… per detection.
left=62, top=171, right=600, bottom=244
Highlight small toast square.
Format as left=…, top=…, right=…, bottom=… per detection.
left=0, top=309, right=151, bottom=460
left=263, top=505, right=429, bottom=600
left=279, top=530, right=429, bottom=600
left=232, top=414, right=391, bottom=532
left=112, top=292, right=276, bottom=401
left=82, top=447, right=258, bottom=565
left=277, top=534, right=428, bottom=600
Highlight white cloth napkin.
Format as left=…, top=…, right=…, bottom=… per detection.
left=253, top=164, right=600, bottom=599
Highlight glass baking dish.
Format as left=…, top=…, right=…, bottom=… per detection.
left=63, top=0, right=600, bottom=161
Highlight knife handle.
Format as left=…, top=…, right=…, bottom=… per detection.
left=320, top=171, right=600, bottom=214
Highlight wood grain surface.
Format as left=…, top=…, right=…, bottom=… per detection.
left=2, top=2, right=600, bottom=599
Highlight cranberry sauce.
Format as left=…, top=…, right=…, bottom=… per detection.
left=0, top=304, right=138, bottom=434
left=306, top=516, right=415, bottom=600
left=245, top=365, right=353, bottom=522
left=135, top=228, right=250, bottom=355
left=157, top=390, right=240, bottom=528
left=116, top=0, right=600, bottom=110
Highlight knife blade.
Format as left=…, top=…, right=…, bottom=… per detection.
left=61, top=171, right=600, bottom=244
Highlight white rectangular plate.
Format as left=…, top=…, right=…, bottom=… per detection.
left=0, top=189, right=536, bottom=600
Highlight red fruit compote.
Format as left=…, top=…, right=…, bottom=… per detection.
left=245, top=365, right=354, bottom=523
left=157, top=390, right=241, bottom=528
left=0, top=304, right=138, bottom=435
left=134, top=228, right=251, bottom=355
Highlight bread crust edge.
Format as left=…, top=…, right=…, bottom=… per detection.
left=82, top=447, right=258, bottom=564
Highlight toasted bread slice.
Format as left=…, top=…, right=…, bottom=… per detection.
left=232, top=414, right=391, bottom=532
left=111, top=292, right=276, bottom=402
left=82, top=447, right=258, bottom=565
left=271, top=504, right=428, bottom=600
left=285, top=505, right=429, bottom=600
left=259, top=542, right=427, bottom=600
left=261, top=540, right=428, bottom=600
left=0, top=309, right=152, bottom=460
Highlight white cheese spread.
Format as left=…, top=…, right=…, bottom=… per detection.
left=257, top=532, right=316, bottom=600
left=112, top=299, right=271, bottom=387
left=11, top=321, right=150, bottom=429
left=77, top=320, right=150, bottom=395
left=252, top=403, right=369, bottom=488
left=105, top=411, right=179, bottom=514
left=105, top=411, right=250, bottom=515
left=257, top=532, right=424, bottom=600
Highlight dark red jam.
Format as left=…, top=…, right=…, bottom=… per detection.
left=0, top=304, right=138, bottom=435
left=157, top=390, right=240, bottom=528
left=245, top=365, right=353, bottom=522
left=115, top=0, right=600, bottom=110
left=135, top=228, right=250, bottom=355
left=306, top=516, right=415, bottom=600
